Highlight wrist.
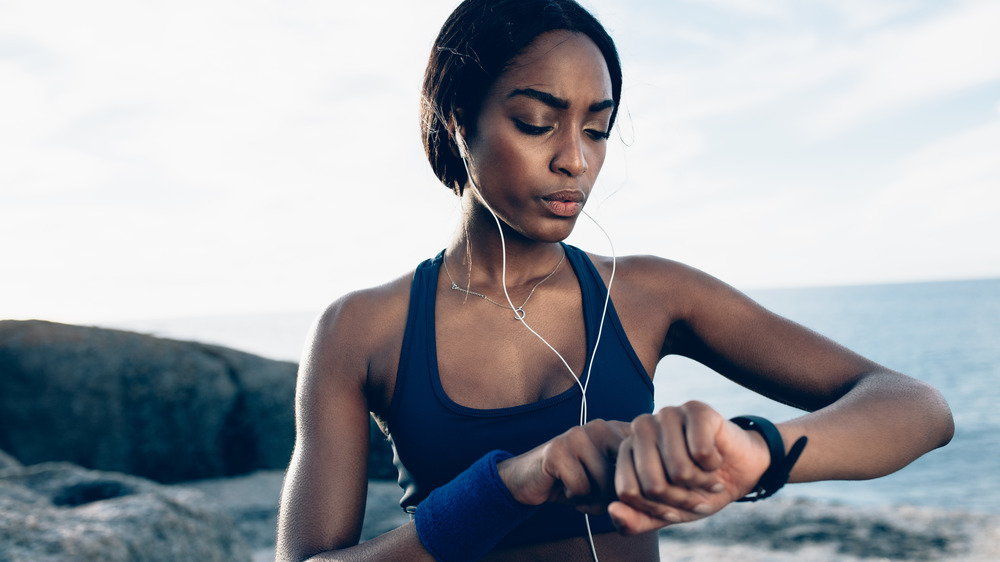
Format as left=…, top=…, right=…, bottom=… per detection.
left=415, top=450, right=538, bottom=561
left=495, top=456, right=531, bottom=506
left=741, top=427, right=771, bottom=494
left=496, top=447, right=551, bottom=507
left=730, top=416, right=808, bottom=502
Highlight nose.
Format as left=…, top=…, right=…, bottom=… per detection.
left=550, top=129, right=588, bottom=178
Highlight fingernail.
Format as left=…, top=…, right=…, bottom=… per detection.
left=693, top=504, right=713, bottom=515
left=710, top=483, right=726, bottom=493
left=663, top=512, right=682, bottom=523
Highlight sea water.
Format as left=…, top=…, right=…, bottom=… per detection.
left=107, top=277, right=1000, bottom=515
left=658, top=277, right=1000, bottom=515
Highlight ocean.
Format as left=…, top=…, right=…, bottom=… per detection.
left=658, top=277, right=1000, bottom=516
left=106, top=277, right=1000, bottom=516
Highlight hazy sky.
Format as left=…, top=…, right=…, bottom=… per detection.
left=3, top=0, right=999, bottom=324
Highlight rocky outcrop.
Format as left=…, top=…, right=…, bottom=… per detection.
left=200, top=473, right=1000, bottom=562
left=0, top=449, right=21, bottom=471
left=0, top=319, right=396, bottom=482
left=0, top=320, right=397, bottom=561
left=0, top=462, right=250, bottom=562
left=0, top=320, right=296, bottom=482
left=658, top=496, right=1000, bottom=561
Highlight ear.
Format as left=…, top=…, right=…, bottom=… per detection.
left=447, top=109, right=466, bottom=159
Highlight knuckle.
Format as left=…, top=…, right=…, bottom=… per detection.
left=644, top=482, right=671, bottom=500
left=647, top=503, right=671, bottom=518
left=617, top=486, right=642, bottom=503
left=631, top=414, right=658, bottom=435
left=609, top=420, right=630, bottom=436
left=587, top=419, right=612, bottom=436
left=683, top=400, right=718, bottom=422
left=567, top=426, right=591, bottom=446
left=632, top=413, right=654, bottom=427
left=682, top=399, right=708, bottom=411
left=669, top=464, right=696, bottom=484
left=545, top=439, right=568, bottom=460
left=690, top=446, right=715, bottom=464
left=653, top=408, right=675, bottom=421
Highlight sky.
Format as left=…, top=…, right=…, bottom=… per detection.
left=2, top=0, right=999, bottom=325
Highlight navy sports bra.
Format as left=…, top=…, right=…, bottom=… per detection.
left=386, top=243, right=654, bottom=548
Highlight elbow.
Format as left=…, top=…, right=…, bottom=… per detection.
left=936, top=398, right=955, bottom=449
left=918, top=380, right=955, bottom=450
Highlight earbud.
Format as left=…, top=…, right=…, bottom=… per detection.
left=455, top=127, right=480, bottom=194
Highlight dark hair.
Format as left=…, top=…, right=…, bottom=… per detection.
left=421, top=0, right=623, bottom=194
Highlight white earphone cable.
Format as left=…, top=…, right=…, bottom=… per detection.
left=457, top=132, right=615, bottom=562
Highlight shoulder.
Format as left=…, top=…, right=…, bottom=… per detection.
left=298, top=268, right=418, bottom=407
left=310, top=272, right=413, bottom=351
left=320, top=272, right=414, bottom=334
left=586, top=250, right=725, bottom=297
left=584, top=250, right=757, bottom=323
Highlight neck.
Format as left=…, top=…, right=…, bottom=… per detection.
left=447, top=193, right=566, bottom=290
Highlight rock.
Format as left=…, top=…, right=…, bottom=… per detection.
left=0, top=320, right=296, bottom=482
left=359, top=479, right=412, bottom=541
left=0, top=462, right=250, bottom=562
left=179, top=470, right=287, bottom=552
left=658, top=496, right=1000, bottom=561
left=0, top=319, right=397, bottom=482
left=0, top=448, right=21, bottom=471
left=172, top=469, right=1000, bottom=562
left=178, top=470, right=411, bottom=560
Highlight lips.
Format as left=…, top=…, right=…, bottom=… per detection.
left=540, top=190, right=585, bottom=217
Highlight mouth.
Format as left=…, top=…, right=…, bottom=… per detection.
left=541, top=190, right=586, bottom=204
left=540, top=190, right=585, bottom=217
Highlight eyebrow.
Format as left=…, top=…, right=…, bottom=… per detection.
left=507, top=88, right=615, bottom=113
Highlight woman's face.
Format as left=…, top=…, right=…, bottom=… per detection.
left=463, top=30, right=614, bottom=242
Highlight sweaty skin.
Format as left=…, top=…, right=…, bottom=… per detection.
left=274, top=29, right=954, bottom=562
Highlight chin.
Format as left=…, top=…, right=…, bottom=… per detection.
left=533, top=219, right=579, bottom=243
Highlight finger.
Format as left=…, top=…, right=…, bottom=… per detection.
left=547, top=423, right=618, bottom=503
left=607, top=500, right=681, bottom=535
left=681, top=401, right=725, bottom=473
left=629, top=413, right=690, bottom=505
left=606, top=419, right=632, bottom=438
left=608, top=494, right=721, bottom=535
left=578, top=421, right=627, bottom=502
left=542, top=433, right=592, bottom=502
left=653, top=407, right=722, bottom=493
left=614, top=437, right=683, bottom=517
left=581, top=419, right=628, bottom=462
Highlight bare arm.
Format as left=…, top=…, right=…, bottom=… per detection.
left=276, top=285, right=652, bottom=560
left=275, top=295, right=436, bottom=562
left=666, top=262, right=953, bottom=479
left=608, top=259, right=954, bottom=532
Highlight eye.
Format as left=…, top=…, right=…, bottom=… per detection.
left=512, top=119, right=552, bottom=136
left=586, top=128, right=611, bottom=141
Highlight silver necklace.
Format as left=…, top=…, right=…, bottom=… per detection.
left=442, top=249, right=565, bottom=320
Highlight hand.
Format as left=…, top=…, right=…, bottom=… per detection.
left=609, top=401, right=770, bottom=534
left=497, top=419, right=630, bottom=514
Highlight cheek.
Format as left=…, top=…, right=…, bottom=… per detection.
left=481, top=134, right=542, bottom=181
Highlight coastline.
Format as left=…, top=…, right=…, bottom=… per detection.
left=4, top=291, right=996, bottom=561
left=179, top=470, right=1000, bottom=561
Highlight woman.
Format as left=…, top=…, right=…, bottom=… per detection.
left=275, top=1, right=954, bottom=560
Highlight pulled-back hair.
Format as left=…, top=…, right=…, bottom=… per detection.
left=421, top=0, right=622, bottom=194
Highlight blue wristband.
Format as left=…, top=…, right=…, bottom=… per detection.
left=414, top=450, right=539, bottom=561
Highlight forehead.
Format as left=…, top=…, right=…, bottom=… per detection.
left=492, top=30, right=612, bottom=103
